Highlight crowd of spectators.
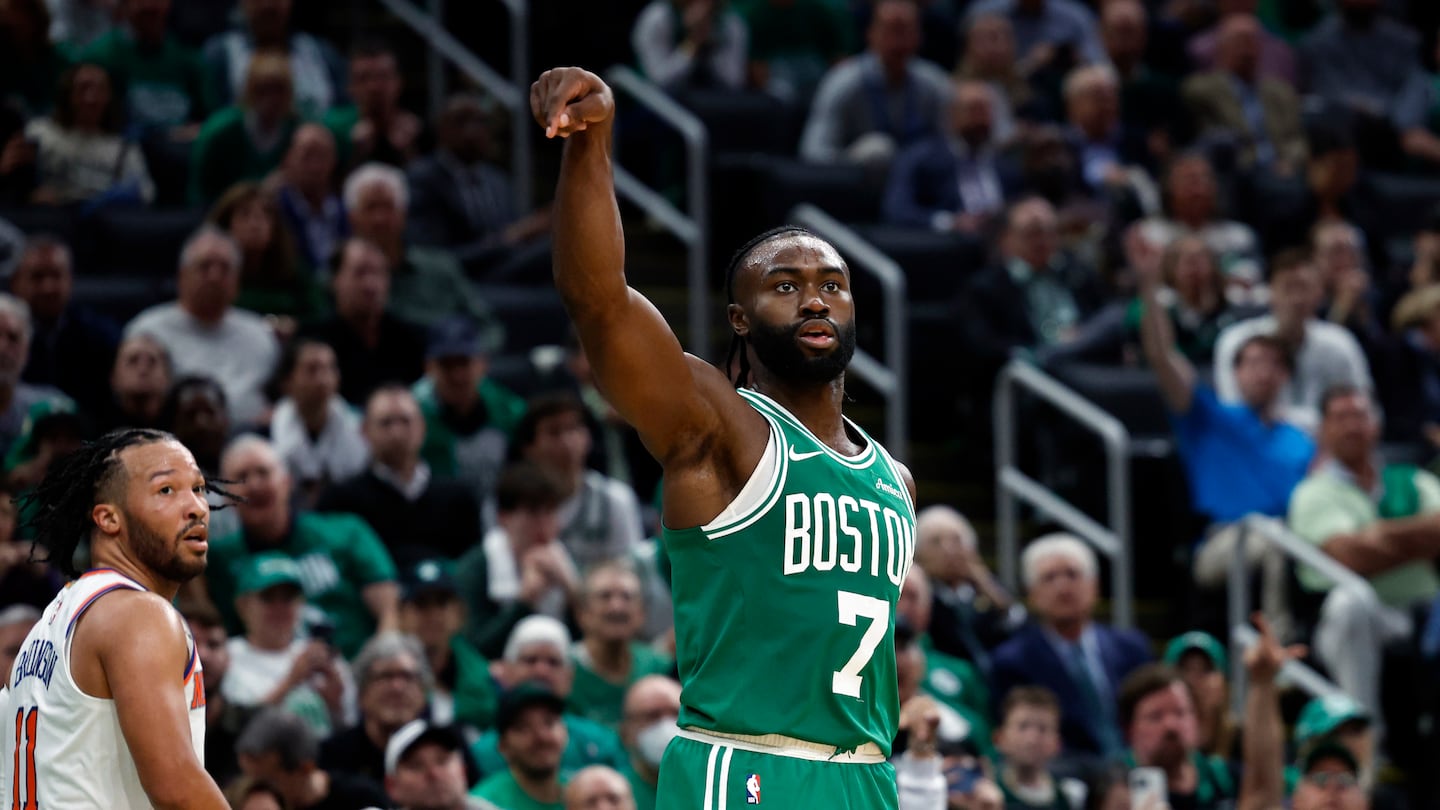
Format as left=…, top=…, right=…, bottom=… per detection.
left=3, top=0, right=1440, bottom=809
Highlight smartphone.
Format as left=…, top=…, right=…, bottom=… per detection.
left=306, top=617, right=336, bottom=648
left=945, top=758, right=984, bottom=797
left=1129, top=767, right=1168, bottom=810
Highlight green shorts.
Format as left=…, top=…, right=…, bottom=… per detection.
left=656, top=732, right=898, bottom=810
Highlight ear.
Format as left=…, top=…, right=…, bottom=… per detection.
left=92, top=503, right=123, bottom=538
left=727, top=303, right=749, bottom=337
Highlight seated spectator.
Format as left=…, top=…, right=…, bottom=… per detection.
left=299, top=236, right=428, bottom=406
left=472, top=683, right=571, bottom=810
left=565, top=766, right=635, bottom=810
left=0, top=0, right=70, bottom=115
left=10, top=235, right=119, bottom=415
left=125, top=226, right=281, bottom=426
left=1016, top=123, right=1099, bottom=233
left=1163, top=631, right=1236, bottom=761
left=190, top=52, right=302, bottom=205
left=1293, top=694, right=1376, bottom=794
left=0, top=604, right=38, bottom=680
left=398, top=559, right=497, bottom=730
left=1101, top=0, right=1183, bottom=161
left=0, top=483, right=59, bottom=609
left=183, top=602, right=246, bottom=787
left=735, top=0, right=849, bottom=103
left=1117, top=233, right=1245, bottom=367
left=990, top=534, right=1152, bottom=760
left=1299, top=0, right=1440, bottom=169
left=25, top=62, right=154, bottom=205
left=631, top=0, right=749, bottom=93
left=470, top=617, right=627, bottom=782
left=1311, top=221, right=1377, bottom=341
left=269, top=338, right=368, bottom=506
left=323, top=39, right=425, bottom=170
left=1140, top=154, right=1263, bottom=290
left=208, top=434, right=400, bottom=657
left=275, top=123, right=349, bottom=272
left=236, top=708, right=391, bottom=809
left=1187, top=0, right=1296, bottom=85
left=0, top=293, right=70, bottom=460
left=406, top=94, right=552, bottom=278
left=518, top=394, right=645, bottom=573
left=616, top=675, right=681, bottom=810
left=1061, top=63, right=1151, bottom=196
left=1289, top=386, right=1440, bottom=722
left=455, top=462, right=577, bottom=658
left=882, top=78, right=1020, bottom=233
left=569, top=561, right=673, bottom=731
left=98, top=333, right=171, bottom=432
left=1376, top=284, right=1440, bottom=451
left=895, top=623, right=983, bottom=757
left=222, top=552, right=353, bottom=737
left=2, top=398, right=85, bottom=492
left=386, top=720, right=502, bottom=810
left=899, top=568, right=994, bottom=755
left=345, top=162, right=503, bottom=335
left=1118, top=664, right=1238, bottom=808
left=798, top=0, right=951, bottom=169
left=1183, top=13, right=1307, bottom=177
left=209, top=182, right=324, bottom=322
left=317, top=385, right=482, bottom=564
left=201, top=0, right=345, bottom=119
left=993, top=686, right=1081, bottom=810
left=319, top=632, right=430, bottom=787
left=160, top=375, right=231, bottom=477
left=1289, top=739, right=1367, bottom=810
left=964, top=0, right=1105, bottom=75
left=79, top=0, right=206, bottom=138
left=1213, top=249, right=1372, bottom=434
left=955, top=14, right=1030, bottom=135
left=962, top=196, right=1107, bottom=378
left=413, top=316, right=525, bottom=512
left=913, top=504, right=1023, bottom=670
left=1136, top=237, right=1314, bottom=526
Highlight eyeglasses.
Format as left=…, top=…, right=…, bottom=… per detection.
left=1303, top=771, right=1359, bottom=791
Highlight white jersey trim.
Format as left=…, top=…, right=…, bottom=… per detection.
left=701, top=413, right=788, bottom=540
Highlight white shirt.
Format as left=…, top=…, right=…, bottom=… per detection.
left=125, top=303, right=281, bottom=425
left=270, top=396, right=369, bottom=487
left=221, top=637, right=355, bottom=735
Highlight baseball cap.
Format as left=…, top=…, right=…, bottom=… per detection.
left=401, top=558, right=459, bottom=602
left=1295, top=694, right=1370, bottom=748
left=237, top=553, right=304, bottom=596
left=494, top=682, right=567, bottom=734
left=384, top=719, right=467, bottom=776
left=1162, top=631, right=1228, bottom=673
left=1298, top=739, right=1360, bottom=776
left=426, top=317, right=490, bottom=360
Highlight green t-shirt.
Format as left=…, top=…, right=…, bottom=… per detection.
left=471, top=771, right=566, bottom=810
left=450, top=634, right=499, bottom=731
left=80, top=30, right=204, bottom=130
left=999, top=775, right=1071, bottom=810
left=188, top=106, right=300, bottom=204
left=568, top=642, right=674, bottom=731
left=618, top=757, right=657, bottom=810
left=1289, top=464, right=1440, bottom=608
left=470, top=714, right=626, bottom=782
left=414, top=375, right=526, bottom=501
left=735, top=0, right=850, bottom=60
left=919, top=636, right=995, bottom=759
left=207, top=511, right=398, bottom=658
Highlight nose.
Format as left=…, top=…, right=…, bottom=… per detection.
left=800, top=290, right=828, bottom=317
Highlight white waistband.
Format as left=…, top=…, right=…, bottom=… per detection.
left=677, top=727, right=887, bottom=764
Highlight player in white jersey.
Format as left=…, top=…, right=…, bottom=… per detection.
left=0, top=428, right=232, bottom=809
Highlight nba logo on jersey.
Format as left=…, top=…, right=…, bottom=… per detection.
left=745, top=773, right=761, bottom=804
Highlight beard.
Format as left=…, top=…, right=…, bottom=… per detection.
left=747, top=316, right=857, bottom=384
left=126, top=508, right=207, bottom=584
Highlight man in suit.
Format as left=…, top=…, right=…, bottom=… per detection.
left=913, top=504, right=1024, bottom=671
left=882, top=79, right=1021, bottom=233
left=1183, top=14, right=1306, bottom=176
left=990, top=533, right=1152, bottom=759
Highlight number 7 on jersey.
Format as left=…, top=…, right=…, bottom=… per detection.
left=832, top=591, right=889, bottom=699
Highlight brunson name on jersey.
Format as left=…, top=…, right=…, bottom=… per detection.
left=783, top=492, right=913, bottom=584
left=11, top=638, right=58, bottom=689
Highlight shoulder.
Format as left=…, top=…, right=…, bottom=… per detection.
left=198, top=106, right=245, bottom=135
left=1183, top=71, right=1227, bottom=95
left=911, top=58, right=950, bottom=89
left=76, top=587, right=188, bottom=657
left=1414, top=468, right=1440, bottom=509
left=125, top=302, right=180, bottom=333
left=1306, top=319, right=1363, bottom=351
left=634, top=1, right=674, bottom=31
left=298, top=509, right=377, bottom=540
left=225, top=307, right=279, bottom=335
left=816, top=57, right=866, bottom=93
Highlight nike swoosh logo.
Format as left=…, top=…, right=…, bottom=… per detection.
left=787, top=448, right=826, bottom=462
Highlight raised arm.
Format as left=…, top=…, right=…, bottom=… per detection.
left=78, top=591, right=229, bottom=810
left=1238, top=614, right=1302, bottom=810
left=531, top=68, right=747, bottom=469
left=1130, top=227, right=1196, bottom=414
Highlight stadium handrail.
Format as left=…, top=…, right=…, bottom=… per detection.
left=994, top=360, right=1134, bottom=628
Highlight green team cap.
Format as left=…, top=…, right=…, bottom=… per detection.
left=237, top=552, right=305, bottom=596
left=1295, top=694, right=1370, bottom=748
left=1162, top=631, right=1228, bottom=673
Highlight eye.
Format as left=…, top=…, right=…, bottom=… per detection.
left=775, top=281, right=797, bottom=293
left=158, top=486, right=173, bottom=495
left=822, top=281, right=841, bottom=293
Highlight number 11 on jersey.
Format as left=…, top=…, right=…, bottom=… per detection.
left=833, top=591, right=889, bottom=699
left=11, top=707, right=38, bottom=810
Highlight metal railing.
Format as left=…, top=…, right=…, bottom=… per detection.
left=606, top=66, right=711, bottom=357
left=994, top=361, right=1133, bottom=627
left=1225, top=515, right=1369, bottom=714
left=379, top=0, right=532, bottom=212
left=788, top=204, right=908, bottom=461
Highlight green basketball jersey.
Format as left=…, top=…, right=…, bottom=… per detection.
left=662, top=388, right=916, bottom=756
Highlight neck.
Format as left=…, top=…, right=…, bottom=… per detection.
left=1273, top=317, right=1306, bottom=343
left=248, top=628, right=294, bottom=652
left=513, top=770, right=563, bottom=803
left=363, top=715, right=399, bottom=748
left=1004, top=763, right=1050, bottom=789
left=748, top=371, right=849, bottom=450
left=583, top=636, right=631, bottom=680
left=182, top=302, right=225, bottom=328
left=300, top=184, right=327, bottom=208
left=117, top=390, right=164, bottom=422
left=382, top=239, right=403, bottom=266
left=248, top=511, right=291, bottom=546
left=297, top=399, right=330, bottom=433
left=0, top=381, right=16, bottom=413
left=380, top=458, right=419, bottom=482
left=878, top=57, right=907, bottom=86
left=343, top=309, right=383, bottom=343
left=1165, top=757, right=1197, bottom=789
left=426, top=639, right=452, bottom=677
left=1049, top=617, right=1086, bottom=641
left=89, top=544, right=181, bottom=601
left=1340, top=454, right=1377, bottom=487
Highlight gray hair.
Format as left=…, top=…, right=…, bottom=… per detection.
left=235, top=707, right=318, bottom=770
left=1063, top=63, right=1119, bottom=101
left=0, top=604, right=41, bottom=629
left=219, top=433, right=284, bottom=478
left=1020, top=533, right=1098, bottom=590
left=0, top=293, right=33, bottom=341
left=354, top=631, right=434, bottom=692
left=503, top=615, right=572, bottom=664
left=178, top=224, right=242, bottom=273
left=915, top=505, right=978, bottom=552
left=343, top=162, right=409, bottom=212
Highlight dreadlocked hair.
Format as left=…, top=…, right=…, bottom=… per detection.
left=18, top=428, right=242, bottom=579
left=720, top=225, right=816, bottom=389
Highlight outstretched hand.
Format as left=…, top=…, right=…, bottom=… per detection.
left=1244, top=612, right=1306, bottom=685
left=531, top=67, right=615, bottom=139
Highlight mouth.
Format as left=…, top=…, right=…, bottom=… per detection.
left=796, top=320, right=837, bottom=349
left=181, top=524, right=208, bottom=550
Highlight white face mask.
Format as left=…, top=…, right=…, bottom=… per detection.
left=635, top=717, right=680, bottom=768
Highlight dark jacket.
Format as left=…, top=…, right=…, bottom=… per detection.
left=881, top=134, right=1022, bottom=228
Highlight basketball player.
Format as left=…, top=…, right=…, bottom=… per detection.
left=0, top=429, right=231, bottom=808
left=532, top=68, right=917, bottom=809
